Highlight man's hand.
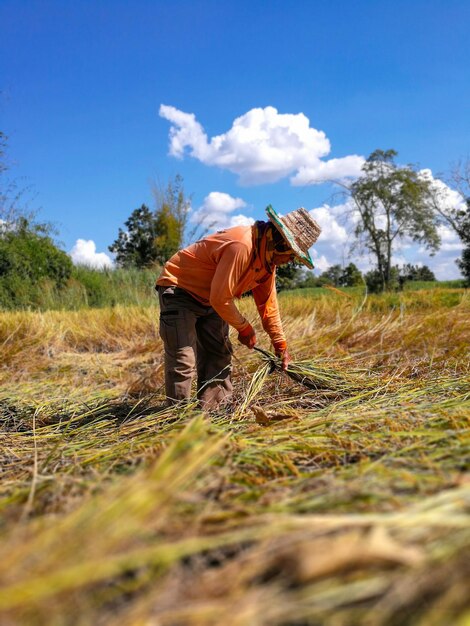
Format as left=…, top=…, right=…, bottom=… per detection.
left=238, top=324, right=257, bottom=349
left=276, top=347, right=291, bottom=371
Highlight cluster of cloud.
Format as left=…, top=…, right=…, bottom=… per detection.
left=69, top=239, right=113, bottom=269
left=155, top=105, right=467, bottom=279
left=310, top=249, right=331, bottom=273
left=190, top=191, right=254, bottom=231
left=410, top=169, right=465, bottom=277
left=309, top=204, right=349, bottom=245
left=159, top=105, right=364, bottom=186
left=419, top=168, right=467, bottom=211
left=306, top=197, right=465, bottom=280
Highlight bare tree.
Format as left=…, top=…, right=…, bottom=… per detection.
left=449, top=158, right=470, bottom=198
left=425, top=158, right=470, bottom=240
left=446, top=158, right=470, bottom=283
left=0, top=131, right=37, bottom=228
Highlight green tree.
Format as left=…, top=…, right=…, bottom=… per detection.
left=317, top=263, right=363, bottom=288
left=109, top=204, right=159, bottom=268
left=340, top=263, right=363, bottom=286
left=275, top=262, right=303, bottom=291
left=296, top=270, right=321, bottom=289
left=109, top=175, right=191, bottom=268
left=400, top=263, right=436, bottom=282
left=365, top=267, right=399, bottom=293
left=346, top=149, right=440, bottom=291
left=319, top=264, right=343, bottom=286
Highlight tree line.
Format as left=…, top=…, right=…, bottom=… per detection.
left=106, top=148, right=470, bottom=292
left=1, top=131, right=470, bottom=309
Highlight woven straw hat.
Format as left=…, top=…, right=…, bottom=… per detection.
left=266, top=205, right=321, bottom=269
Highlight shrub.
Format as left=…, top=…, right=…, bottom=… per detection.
left=0, top=220, right=73, bottom=309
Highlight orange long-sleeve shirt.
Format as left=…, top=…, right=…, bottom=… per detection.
left=156, top=225, right=286, bottom=349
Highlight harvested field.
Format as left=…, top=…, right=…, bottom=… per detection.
left=0, top=288, right=469, bottom=625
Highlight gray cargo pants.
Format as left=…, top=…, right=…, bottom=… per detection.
left=157, top=286, right=233, bottom=410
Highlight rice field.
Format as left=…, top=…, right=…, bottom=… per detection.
left=0, top=288, right=469, bottom=626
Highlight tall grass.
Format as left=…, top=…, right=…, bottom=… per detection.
left=0, top=266, right=159, bottom=311
left=0, top=266, right=466, bottom=312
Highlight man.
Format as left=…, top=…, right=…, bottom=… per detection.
left=156, top=205, right=321, bottom=410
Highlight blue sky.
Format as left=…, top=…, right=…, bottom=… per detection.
left=1, top=0, right=469, bottom=277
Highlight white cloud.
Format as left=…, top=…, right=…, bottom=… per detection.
left=292, top=156, right=364, bottom=186
left=391, top=253, right=408, bottom=267
left=191, top=191, right=254, bottom=230
left=437, top=223, right=462, bottom=244
left=428, top=258, right=462, bottom=280
left=309, top=205, right=348, bottom=245
left=196, top=191, right=246, bottom=216
left=436, top=226, right=464, bottom=252
left=229, top=214, right=255, bottom=228
left=440, top=242, right=464, bottom=252
left=311, top=249, right=331, bottom=272
left=69, top=239, right=113, bottom=269
left=159, top=104, right=364, bottom=186
left=419, top=168, right=467, bottom=214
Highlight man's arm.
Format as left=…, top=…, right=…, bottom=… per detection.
left=252, top=272, right=290, bottom=369
left=251, top=272, right=285, bottom=346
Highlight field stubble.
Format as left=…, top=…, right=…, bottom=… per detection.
left=0, top=288, right=469, bottom=626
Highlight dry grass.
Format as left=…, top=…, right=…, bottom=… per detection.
left=0, top=288, right=469, bottom=625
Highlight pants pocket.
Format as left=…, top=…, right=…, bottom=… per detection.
left=159, top=309, right=179, bottom=347
left=160, top=309, right=193, bottom=349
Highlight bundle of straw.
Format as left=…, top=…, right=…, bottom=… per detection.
left=253, top=346, right=368, bottom=392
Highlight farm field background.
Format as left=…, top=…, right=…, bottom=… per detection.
left=0, top=287, right=469, bottom=625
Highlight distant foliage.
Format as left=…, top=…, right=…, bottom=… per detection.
left=109, top=204, right=166, bottom=268
left=0, top=218, right=73, bottom=309
left=399, top=263, right=436, bottom=283
left=295, top=272, right=320, bottom=289
left=341, top=263, right=364, bottom=286
left=109, top=175, right=190, bottom=268
left=317, top=263, right=363, bottom=288
left=365, top=267, right=399, bottom=293
left=277, top=263, right=364, bottom=290
left=318, top=264, right=343, bottom=287
left=275, top=262, right=303, bottom=291
left=365, top=264, right=437, bottom=293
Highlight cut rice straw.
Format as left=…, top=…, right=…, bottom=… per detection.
left=253, top=345, right=372, bottom=393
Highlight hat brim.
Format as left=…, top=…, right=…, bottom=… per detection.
left=266, top=205, right=314, bottom=269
